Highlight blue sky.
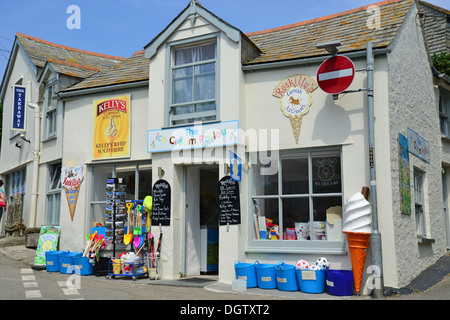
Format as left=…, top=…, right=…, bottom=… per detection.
left=0, top=0, right=448, bottom=81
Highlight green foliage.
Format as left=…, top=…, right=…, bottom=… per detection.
left=432, top=52, right=450, bottom=76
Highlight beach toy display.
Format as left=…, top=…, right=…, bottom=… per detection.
left=342, top=192, right=372, bottom=295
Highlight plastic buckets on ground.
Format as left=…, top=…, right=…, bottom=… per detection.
left=234, top=261, right=257, bottom=288
left=45, top=251, right=63, bottom=272
left=73, top=256, right=94, bottom=276
left=59, top=251, right=82, bottom=274
left=296, top=268, right=327, bottom=293
left=275, top=263, right=299, bottom=291
left=255, top=261, right=277, bottom=289
left=326, top=269, right=354, bottom=296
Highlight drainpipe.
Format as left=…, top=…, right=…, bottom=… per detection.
left=26, top=80, right=41, bottom=228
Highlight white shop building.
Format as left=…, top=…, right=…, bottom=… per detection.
left=1, top=0, right=449, bottom=293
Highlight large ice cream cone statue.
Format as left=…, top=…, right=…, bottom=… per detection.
left=289, top=114, right=303, bottom=144
left=61, top=163, right=84, bottom=221
left=342, top=192, right=372, bottom=294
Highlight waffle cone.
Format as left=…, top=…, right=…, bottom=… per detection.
left=289, top=115, right=303, bottom=144
left=65, top=186, right=80, bottom=221
left=343, top=231, right=371, bottom=294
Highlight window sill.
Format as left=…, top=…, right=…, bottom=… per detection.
left=417, top=236, right=435, bottom=244
left=42, top=135, right=57, bottom=143
left=246, top=239, right=347, bottom=255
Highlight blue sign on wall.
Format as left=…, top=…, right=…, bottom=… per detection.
left=229, top=149, right=242, bottom=182
left=12, top=85, right=26, bottom=131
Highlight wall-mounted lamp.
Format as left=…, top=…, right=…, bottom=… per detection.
left=20, top=134, right=31, bottom=143
left=15, top=142, right=21, bottom=149
left=158, top=167, right=165, bottom=177
left=316, top=40, right=342, bottom=56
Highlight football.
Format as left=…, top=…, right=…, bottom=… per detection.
left=315, top=257, right=330, bottom=269
left=295, top=259, right=309, bottom=270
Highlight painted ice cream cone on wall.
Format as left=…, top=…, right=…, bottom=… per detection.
left=93, top=95, right=130, bottom=160
left=61, top=161, right=84, bottom=221
left=342, top=192, right=372, bottom=294
left=272, top=74, right=318, bottom=144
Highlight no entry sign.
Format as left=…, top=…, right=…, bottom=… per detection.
left=317, top=55, right=355, bottom=94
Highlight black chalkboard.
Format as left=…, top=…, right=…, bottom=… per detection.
left=152, top=179, right=171, bottom=226
left=218, top=176, right=240, bottom=225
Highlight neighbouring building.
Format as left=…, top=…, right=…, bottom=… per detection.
left=0, top=0, right=449, bottom=294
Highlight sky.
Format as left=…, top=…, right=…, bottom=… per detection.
left=0, top=0, right=448, bottom=82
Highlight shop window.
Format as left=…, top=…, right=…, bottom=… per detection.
left=252, top=149, right=342, bottom=243
left=88, top=163, right=152, bottom=228
left=46, top=163, right=61, bottom=224
left=414, top=169, right=427, bottom=237
left=45, top=81, right=58, bottom=139
left=170, top=40, right=217, bottom=126
left=8, top=168, right=26, bottom=219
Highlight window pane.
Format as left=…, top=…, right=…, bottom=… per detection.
left=173, top=67, right=193, bottom=104
left=174, top=42, right=216, bottom=65
left=92, top=166, right=112, bottom=202
left=312, top=151, right=341, bottom=193
left=195, top=68, right=215, bottom=101
left=253, top=164, right=278, bottom=195
left=138, top=164, right=152, bottom=200
left=283, top=197, right=309, bottom=239
left=116, top=165, right=136, bottom=200
left=282, top=153, right=308, bottom=194
left=312, top=196, right=342, bottom=240
left=174, top=105, right=195, bottom=115
left=254, top=198, right=279, bottom=239
left=196, top=102, right=215, bottom=113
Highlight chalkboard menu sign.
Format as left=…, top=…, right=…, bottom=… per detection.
left=152, top=179, right=171, bottom=226
left=218, top=176, right=241, bottom=225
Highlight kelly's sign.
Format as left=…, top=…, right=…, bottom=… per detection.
left=12, top=85, right=26, bottom=131
left=93, top=95, right=130, bottom=160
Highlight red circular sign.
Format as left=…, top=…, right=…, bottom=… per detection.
left=317, top=55, right=355, bottom=94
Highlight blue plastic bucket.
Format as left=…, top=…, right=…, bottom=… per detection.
left=255, top=261, right=277, bottom=289
left=45, top=251, right=62, bottom=272
left=326, top=269, right=354, bottom=296
left=59, top=252, right=82, bottom=274
left=275, top=263, right=299, bottom=291
left=234, top=261, right=257, bottom=288
left=296, top=268, right=327, bottom=293
left=73, top=256, right=94, bottom=276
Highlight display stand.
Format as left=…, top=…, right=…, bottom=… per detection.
left=105, top=178, right=126, bottom=259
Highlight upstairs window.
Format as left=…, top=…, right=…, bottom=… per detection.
left=170, top=41, right=217, bottom=126
left=45, top=82, right=57, bottom=139
left=439, top=92, right=450, bottom=138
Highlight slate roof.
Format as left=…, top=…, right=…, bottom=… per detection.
left=61, top=51, right=149, bottom=92
left=16, top=33, right=126, bottom=79
left=245, top=0, right=415, bottom=65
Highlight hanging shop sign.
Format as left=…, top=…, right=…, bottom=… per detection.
left=33, top=225, right=60, bottom=267
left=93, top=95, right=131, bottom=160
left=229, top=149, right=242, bottom=182
left=11, top=85, right=27, bottom=131
left=272, top=74, right=318, bottom=144
left=407, top=128, right=430, bottom=163
left=317, top=55, right=355, bottom=94
left=218, top=176, right=240, bottom=225
left=147, top=120, right=239, bottom=153
left=399, top=133, right=411, bottom=215
left=61, top=160, right=84, bottom=221
left=152, top=179, right=171, bottom=226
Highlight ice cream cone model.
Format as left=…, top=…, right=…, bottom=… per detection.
left=343, top=231, right=370, bottom=294
left=342, top=192, right=373, bottom=295
left=65, top=186, right=80, bottom=221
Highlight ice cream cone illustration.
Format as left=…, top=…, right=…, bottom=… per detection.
left=342, top=192, right=372, bottom=295
left=64, top=186, right=80, bottom=221
left=61, top=163, right=84, bottom=221
left=105, top=116, right=118, bottom=157
left=273, top=75, right=317, bottom=144
left=289, top=114, right=303, bottom=144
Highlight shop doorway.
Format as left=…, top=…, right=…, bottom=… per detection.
left=184, top=165, right=219, bottom=276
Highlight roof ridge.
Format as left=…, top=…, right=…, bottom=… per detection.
left=246, top=0, right=408, bottom=36
left=16, top=32, right=127, bottom=61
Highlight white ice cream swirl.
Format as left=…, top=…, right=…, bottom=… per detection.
left=343, top=192, right=372, bottom=233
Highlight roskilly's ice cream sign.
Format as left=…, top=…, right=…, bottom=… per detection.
left=61, top=160, right=84, bottom=221
left=273, top=74, right=318, bottom=143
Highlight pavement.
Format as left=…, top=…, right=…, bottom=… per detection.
left=1, top=235, right=449, bottom=300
